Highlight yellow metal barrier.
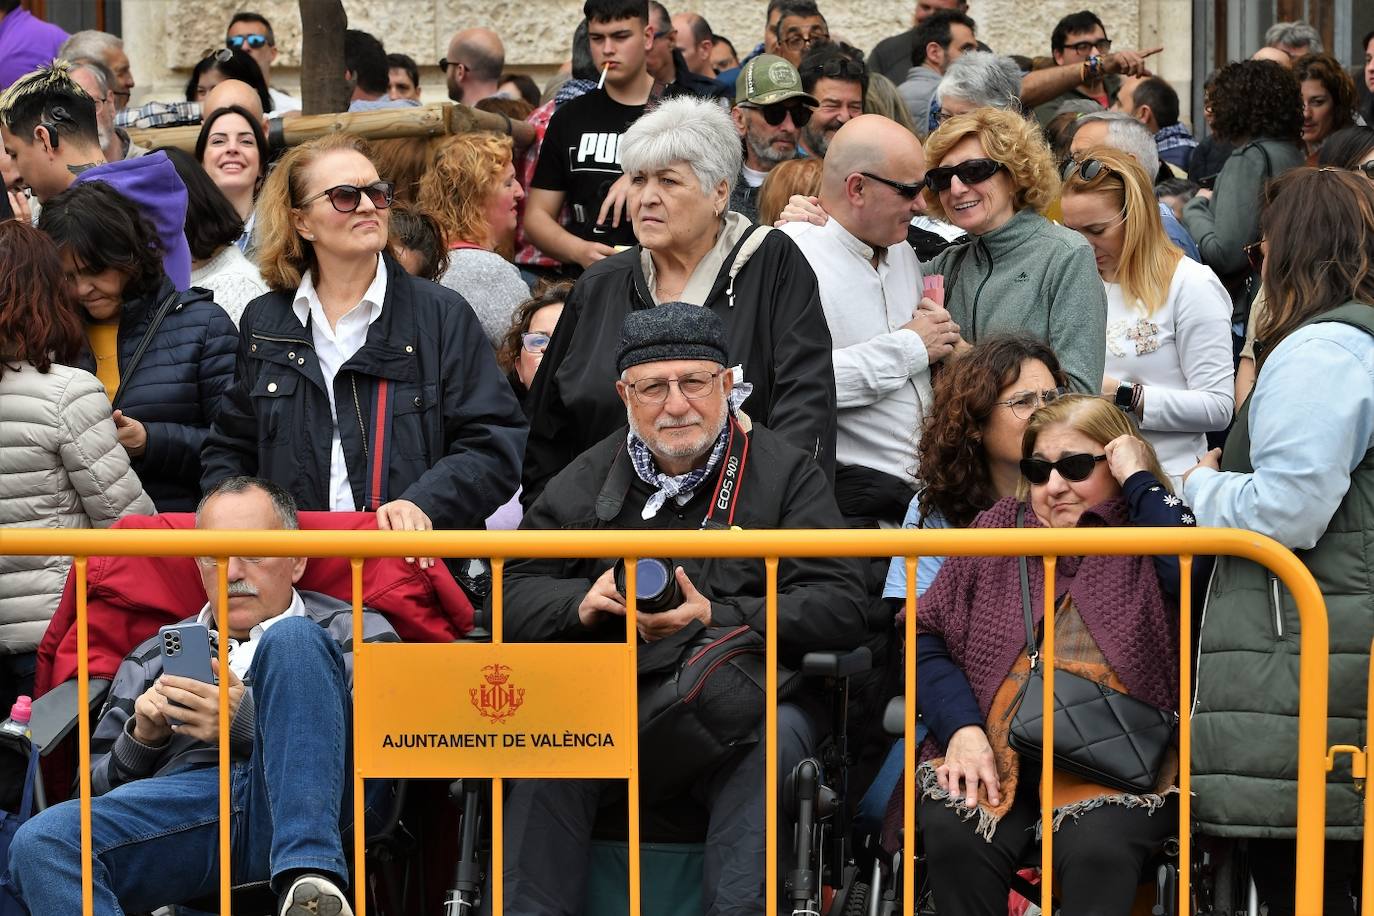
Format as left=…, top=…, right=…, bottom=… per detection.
left=0, top=526, right=1333, bottom=915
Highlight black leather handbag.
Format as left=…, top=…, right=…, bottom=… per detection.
left=1006, top=507, right=1177, bottom=795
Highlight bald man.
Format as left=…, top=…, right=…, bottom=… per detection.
left=1251, top=45, right=1293, bottom=68
left=444, top=28, right=505, bottom=105
left=672, top=12, right=715, bottom=79
left=779, top=115, right=959, bottom=525
left=203, top=79, right=267, bottom=130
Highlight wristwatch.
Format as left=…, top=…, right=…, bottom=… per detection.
left=1114, top=382, right=1135, bottom=410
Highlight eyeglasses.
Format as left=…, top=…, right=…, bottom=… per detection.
left=860, top=171, right=924, bottom=200
left=1061, top=157, right=1111, bottom=182
left=624, top=368, right=725, bottom=404
left=227, top=34, right=271, bottom=51
left=298, top=181, right=396, bottom=213
left=1244, top=240, right=1265, bottom=275
left=438, top=58, right=463, bottom=73
left=924, top=157, right=1003, bottom=192
left=196, top=556, right=269, bottom=569
left=1020, top=452, right=1107, bottom=484
left=742, top=102, right=814, bottom=128
left=521, top=332, right=552, bottom=354
left=1357, top=162, right=1374, bottom=181
left=807, top=57, right=864, bottom=80
left=782, top=31, right=831, bottom=52
left=996, top=387, right=1065, bottom=420
left=1060, top=37, right=1113, bottom=56
left=203, top=48, right=235, bottom=64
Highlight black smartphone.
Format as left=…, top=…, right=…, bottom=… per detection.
left=1197, top=174, right=1218, bottom=190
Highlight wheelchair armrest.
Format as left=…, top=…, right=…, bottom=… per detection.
left=801, top=646, right=872, bottom=679
left=882, top=696, right=905, bottom=738
left=30, top=678, right=111, bottom=756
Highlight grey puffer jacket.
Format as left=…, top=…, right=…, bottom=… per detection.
left=0, top=362, right=155, bottom=654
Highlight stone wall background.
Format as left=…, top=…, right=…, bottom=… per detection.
left=124, top=0, right=1193, bottom=122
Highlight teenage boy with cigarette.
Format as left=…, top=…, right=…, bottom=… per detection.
left=526, top=0, right=693, bottom=270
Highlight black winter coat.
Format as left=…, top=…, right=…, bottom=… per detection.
left=200, top=254, right=528, bottom=529
left=521, top=226, right=837, bottom=508
left=77, top=277, right=238, bottom=512
left=504, top=423, right=867, bottom=666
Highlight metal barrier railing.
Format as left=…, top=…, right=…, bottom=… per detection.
left=0, top=526, right=1334, bottom=915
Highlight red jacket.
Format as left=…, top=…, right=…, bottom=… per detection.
left=35, top=512, right=474, bottom=695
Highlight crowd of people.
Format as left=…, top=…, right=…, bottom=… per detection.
left=1, top=0, right=1373, bottom=914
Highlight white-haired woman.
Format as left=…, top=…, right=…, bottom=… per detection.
left=928, top=51, right=1025, bottom=131
left=521, top=95, right=838, bottom=505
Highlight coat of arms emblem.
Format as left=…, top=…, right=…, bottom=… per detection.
left=470, top=664, right=525, bottom=723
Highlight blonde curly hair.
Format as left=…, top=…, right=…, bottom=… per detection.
left=922, top=107, right=1060, bottom=222
left=417, top=133, right=514, bottom=252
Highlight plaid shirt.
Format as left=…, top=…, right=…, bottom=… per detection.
left=1155, top=122, right=1198, bottom=156
left=115, top=100, right=202, bottom=130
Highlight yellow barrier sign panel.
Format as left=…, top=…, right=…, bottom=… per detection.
left=355, top=642, right=633, bottom=779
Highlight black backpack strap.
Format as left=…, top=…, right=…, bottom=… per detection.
left=110, top=288, right=180, bottom=411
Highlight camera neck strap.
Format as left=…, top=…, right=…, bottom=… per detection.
left=702, top=414, right=750, bottom=530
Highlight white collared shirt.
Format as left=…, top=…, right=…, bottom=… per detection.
left=291, top=254, right=388, bottom=511
left=779, top=217, right=932, bottom=484
left=196, top=588, right=308, bottom=680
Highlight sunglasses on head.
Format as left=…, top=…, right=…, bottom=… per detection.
left=1061, top=157, right=1111, bottom=182
left=299, top=181, right=396, bottom=213
left=745, top=102, right=814, bottom=128
left=227, top=34, right=270, bottom=50
left=1357, top=162, right=1374, bottom=181
left=808, top=58, right=866, bottom=81
left=202, top=47, right=235, bottom=63
left=924, top=157, right=1003, bottom=192
left=1020, top=453, right=1107, bottom=484
left=860, top=171, right=923, bottom=199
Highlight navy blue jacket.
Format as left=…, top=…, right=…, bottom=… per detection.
left=200, top=254, right=527, bottom=529
left=78, top=277, right=238, bottom=512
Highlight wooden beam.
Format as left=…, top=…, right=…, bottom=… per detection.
left=126, top=102, right=511, bottom=154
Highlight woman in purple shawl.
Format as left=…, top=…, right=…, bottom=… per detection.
left=908, top=393, right=1197, bottom=916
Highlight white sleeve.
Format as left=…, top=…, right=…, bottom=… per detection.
left=1140, top=266, right=1235, bottom=433
left=833, top=329, right=929, bottom=409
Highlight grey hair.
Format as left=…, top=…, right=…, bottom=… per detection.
left=1265, top=20, right=1323, bottom=53
left=935, top=51, right=1022, bottom=111
left=620, top=95, right=743, bottom=197
left=197, top=476, right=300, bottom=530
left=58, top=30, right=124, bottom=64
left=66, top=57, right=113, bottom=95
left=1075, top=110, right=1160, bottom=180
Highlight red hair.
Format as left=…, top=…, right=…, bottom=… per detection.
left=0, top=221, right=85, bottom=380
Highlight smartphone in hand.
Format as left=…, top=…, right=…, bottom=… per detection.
left=159, top=623, right=215, bottom=723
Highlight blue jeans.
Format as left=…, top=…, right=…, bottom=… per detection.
left=4, top=616, right=354, bottom=916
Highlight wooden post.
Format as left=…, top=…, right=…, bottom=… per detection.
left=299, top=0, right=350, bottom=116
left=125, top=102, right=512, bottom=154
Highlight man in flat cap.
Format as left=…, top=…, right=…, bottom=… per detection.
left=498, top=302, right=867, bottom=913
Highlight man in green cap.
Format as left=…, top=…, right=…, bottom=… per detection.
left=728, top=53, right=817, bottom=222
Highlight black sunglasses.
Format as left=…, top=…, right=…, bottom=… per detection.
left=745, top=102, right=814, bottom=128
left=925, top=157, right=1003, bottom=192
left=1357, top=162, right=1374, bottom=180
left=227, top=34, right=270, bottom=50
left=808, top=58, right=866, bottom=81
left=1061, top=157, right=1111, bottom=182
left=1020, top=453, right=1107, bottom=485
left=1244, top=240, right=1264, bottom=275
left=299, top=181, right=396, bottom=213
left=860, top=171, right=923, bottom=199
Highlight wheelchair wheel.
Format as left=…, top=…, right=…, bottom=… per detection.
left=841, top=880, right=869, bottom=916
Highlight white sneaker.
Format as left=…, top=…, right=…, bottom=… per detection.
left=278, top=873, right=354, bottom=916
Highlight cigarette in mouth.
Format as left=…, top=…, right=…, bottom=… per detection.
left=598, top=62, right=609, bottom=89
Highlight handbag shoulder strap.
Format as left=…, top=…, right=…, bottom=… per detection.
left=1016, top=504, right=1039, bottom=671
left=111, top=288, right=179, bottom=411
left=18, top=743, right=39, bottom=820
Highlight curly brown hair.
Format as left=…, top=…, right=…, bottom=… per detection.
left=917, top=334, right=1067, bottom=528
left=1207, top=59, right=1302, bottom=145
left=496, top=280, right=574, bottom=376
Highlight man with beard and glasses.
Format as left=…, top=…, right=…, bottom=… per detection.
left=500, top=303, right=866, bottom=912
left=729, top=53, right=817, bottom=222
left=3, top=477, right=400, bottom=916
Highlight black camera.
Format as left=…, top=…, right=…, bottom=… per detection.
left=613, top=558, right=683, bottom=613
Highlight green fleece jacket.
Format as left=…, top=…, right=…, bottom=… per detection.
left=922, top=208, right=1107, bottom=394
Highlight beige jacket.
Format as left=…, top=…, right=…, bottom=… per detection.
left=0, top=362, right=155, bottom=654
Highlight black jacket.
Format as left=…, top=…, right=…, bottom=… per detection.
left=504, top=423, right=867, bottom=665
left=200, top=254, right=528, bottom=529
left=77, top=277, right=238, bottom=512
left=521, top=225, right=837, bottom=507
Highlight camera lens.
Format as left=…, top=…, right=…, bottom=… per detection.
left=613, top=558, right=683, bottom=613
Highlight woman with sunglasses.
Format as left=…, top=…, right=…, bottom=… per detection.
left=195, top=105, right=268, bottom=255
left=1184, top=168, right=1374, bottom=916
left=416, top=133, right=532, bottom=347
left=202, top=133, right=527, bottom=544
left=897, top=392, right=1193, bottom=916
left=37, top=181, right=238, bottom=513
left=1316, top=124, right=1374, bottom=175
left=1059, top=147, right=1233, bottom=484
left=185, top=47, right=273, bottom=114
left=921, top=107, right=1108, bottom=395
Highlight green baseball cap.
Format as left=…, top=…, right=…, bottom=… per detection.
left=735, top=54, right=818, bottom=108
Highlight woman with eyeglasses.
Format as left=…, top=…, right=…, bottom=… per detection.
left=416, top=133, right=533, bottom=347
left=886, top=392, right=1194, bottom=916
left=1059, top=147, right=1233, bottom=484
left=195, top=105, right=268, bottom=254
left=37, top=182, right=238, bottom=514
left=921, top=107, right=1108, bottom=395
left=202, top=133, right=528, bottom=545
left=1184, top=167, right=1374, bottom=916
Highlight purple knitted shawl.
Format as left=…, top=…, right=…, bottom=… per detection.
left=912, top=495, right=1178, bottom=743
